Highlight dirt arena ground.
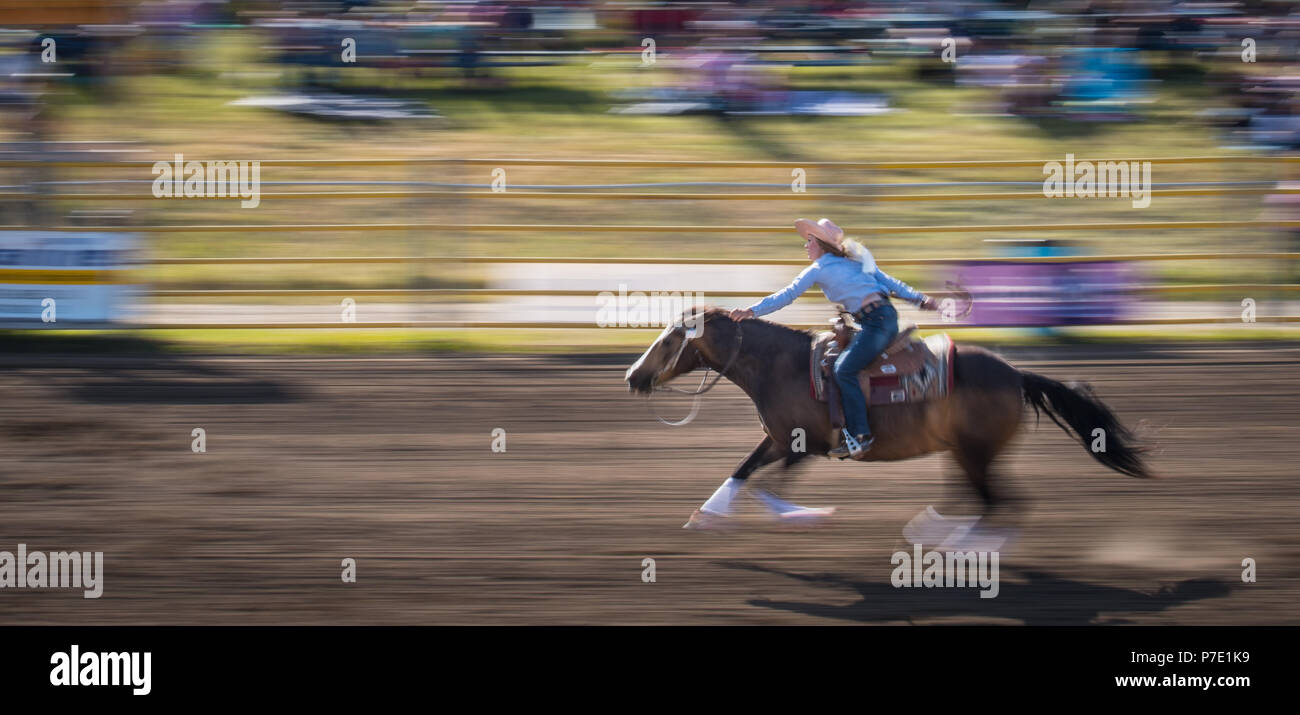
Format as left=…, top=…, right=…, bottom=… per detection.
left=1, top=344, right=1297, bottom=625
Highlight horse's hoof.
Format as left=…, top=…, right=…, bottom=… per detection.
left=682, top=509, right=729, bottom=530
left=948, top=526, right=1018, bottom=553
left=903, top=505, right=981, bottom=547
left=777, top=506, right=837, bottom=524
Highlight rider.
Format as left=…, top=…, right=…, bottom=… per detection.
left=728, top=218, right=939, bottom=460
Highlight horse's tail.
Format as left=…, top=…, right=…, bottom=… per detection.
left=1020, top=371, right=1151, bottom=478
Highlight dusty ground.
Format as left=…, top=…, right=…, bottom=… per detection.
left=0, top=344, right=1296, bottom=625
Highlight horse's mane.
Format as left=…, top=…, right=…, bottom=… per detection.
left=693, top=307, right=819, bottom=343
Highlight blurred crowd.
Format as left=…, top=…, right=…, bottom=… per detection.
left=0, top=1, right=1298, bottom=129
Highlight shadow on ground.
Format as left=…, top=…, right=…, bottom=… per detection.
left=0, top=338, right=300, bottom=404
left=726, top=561, right=1233, bottom=625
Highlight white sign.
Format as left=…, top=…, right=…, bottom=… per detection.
left=0, top=231, right=139, bottom=324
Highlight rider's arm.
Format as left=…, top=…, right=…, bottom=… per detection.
left=873, top=268, right=927, bottom=305
left=746, top=263, right=820, bottom=318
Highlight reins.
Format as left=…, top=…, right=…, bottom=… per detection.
left=945, top=280, right=975, bottom=321
left=646, top=319, right=744, bottom=426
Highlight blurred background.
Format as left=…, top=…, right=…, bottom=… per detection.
left=0, top=0, right=1298, bottom=348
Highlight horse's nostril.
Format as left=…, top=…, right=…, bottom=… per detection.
left=625, top=373, right=653, bottom=394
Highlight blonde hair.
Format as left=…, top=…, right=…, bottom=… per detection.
left=814, top=238, right=845, bottom=258
left=838, top=237, right=878, bottom=274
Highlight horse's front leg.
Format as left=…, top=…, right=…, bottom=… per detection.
left=750, top=452, right=838, bottom=523
left=682, top=435, right=783, bottom=529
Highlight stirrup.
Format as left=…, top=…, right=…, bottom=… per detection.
left=830, top=430, right=874, bottom=460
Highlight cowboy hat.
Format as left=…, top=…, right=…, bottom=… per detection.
left=795, top=217, right=876, bottom=272
left=794, top=217, right=846, bottom=252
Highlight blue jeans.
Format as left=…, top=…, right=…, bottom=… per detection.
left=833, top=301, right=899, bottom=438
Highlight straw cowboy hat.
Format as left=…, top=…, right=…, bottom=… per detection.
left=794, top=217, right=846, bottom=252
left=795, top=217, right=877, bottom=273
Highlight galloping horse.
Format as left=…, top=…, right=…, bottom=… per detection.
left=625, top=308, right=1149, bottom=527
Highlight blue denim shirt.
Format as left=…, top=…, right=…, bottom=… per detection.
left=746, top=254, right=925, bottom=318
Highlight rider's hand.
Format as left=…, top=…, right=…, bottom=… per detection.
left=729, top=308, right=754, bottom=322
left=920, top=296, right=940, bottom=311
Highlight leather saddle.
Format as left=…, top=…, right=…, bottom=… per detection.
left=809, top=314, right=955, bottom=430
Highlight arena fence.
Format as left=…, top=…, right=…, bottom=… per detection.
left=3, top=156, right=1299, bottom=330
left=5, top=155, right=1300, bottom=168
left=6, top=220, right=1300, bottom=234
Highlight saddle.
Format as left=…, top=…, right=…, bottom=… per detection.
left=809, top=314, right=955, bottom=430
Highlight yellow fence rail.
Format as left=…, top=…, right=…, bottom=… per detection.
left=6, top=154, right=1299, bottom=331
left=84, top=316, right=1300, bottom=330
left=145, top=284, right=1300, bottom=299
left=13, top=219, right=1300, bottom=234
left=142, top=252, right=1300, bottom=266
left=5, top=188, right=1300, bottom=203
left=4, top=155, right=1300, bottom=169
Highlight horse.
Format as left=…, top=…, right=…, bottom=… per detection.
left=624, top=307, right=1150, bottom=531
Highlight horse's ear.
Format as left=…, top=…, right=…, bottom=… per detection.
left=679, top=305, right=719, bottom=329
left=698, top=307, right=726, bottom=332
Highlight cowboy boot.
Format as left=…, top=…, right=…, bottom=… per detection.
left=828, top=428, right=874, bottom=460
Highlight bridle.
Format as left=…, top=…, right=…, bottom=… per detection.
left=646, top=317, right=744, bottom=426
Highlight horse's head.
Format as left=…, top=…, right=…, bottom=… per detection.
left=624, top=309, right=718, bottom=395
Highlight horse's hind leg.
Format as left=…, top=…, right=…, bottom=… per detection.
left=945, top=440, right=1028, bottom=554
left=945, top=376, right=1024, bottom=524
left=952, top=435, right=1027, bottom=531
left=952, top=442, right=999, bottom=515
